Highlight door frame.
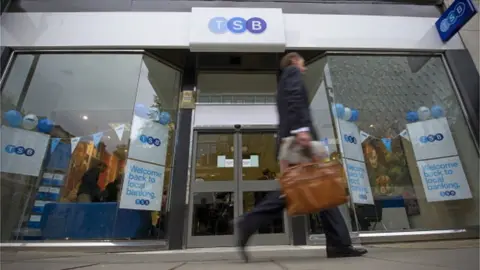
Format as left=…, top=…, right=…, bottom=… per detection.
left=186, top=126, right=291, bottom=248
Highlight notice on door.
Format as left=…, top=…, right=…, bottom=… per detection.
left=119, top=159, right=165, bottom=211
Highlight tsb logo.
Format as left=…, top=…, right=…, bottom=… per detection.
left=440, top=190, right=456, bottom=197
left=5, top=145, right=35, bottom=156
left=139, top=135, right=161, bottom=147
left=208, top=17, right=267, bottom=34
left=419, top=133, right=444, bottom=144
left=343, top=135, right=357, bottom=144
left=135, top=199, right=150, bottom=206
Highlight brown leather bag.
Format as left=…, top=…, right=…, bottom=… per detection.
left=279, top=160, right=348, bottom=216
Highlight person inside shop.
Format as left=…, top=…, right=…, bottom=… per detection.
left=235, top=52, right=367, bottom=262
left=102, top=175, right=122, bottom=202
left=77, top=161, right=107, bottom=203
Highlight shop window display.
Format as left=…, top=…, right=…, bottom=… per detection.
left=325, top=54, right=479, bottom=232
left=0, top=53, right=179, bottom=241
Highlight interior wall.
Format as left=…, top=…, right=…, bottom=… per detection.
left=197, top=73, right=277, bottom=95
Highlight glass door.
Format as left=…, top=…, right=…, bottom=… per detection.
left=187, top=129, right=290, bottom=248
left=238, top=131, right=289, bottom=246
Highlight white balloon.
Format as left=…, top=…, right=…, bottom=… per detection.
left=417, top=106, right=431, bottom=121
left=343, top=107, right=352, bottom=121
left=23, top=114, right=38, bottom=130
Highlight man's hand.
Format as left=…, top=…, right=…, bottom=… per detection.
left=296, top=131, right=311, bottom=147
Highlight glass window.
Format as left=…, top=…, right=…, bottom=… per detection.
left=0, top=53, right=180, bottom=242
left=324, top=54, right=479, bottom=232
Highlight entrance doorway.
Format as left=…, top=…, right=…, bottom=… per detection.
left=186, top=128, right=290, bottom=248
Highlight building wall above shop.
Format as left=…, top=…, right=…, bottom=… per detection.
left=0, top=11, right=465, bottom=51
left=7, top=0, right=443, bottom=17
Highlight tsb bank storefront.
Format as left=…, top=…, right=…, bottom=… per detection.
left=0, top=6, right=479, bottom=250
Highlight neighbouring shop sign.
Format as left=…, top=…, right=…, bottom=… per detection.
left=343, top=159, right=374, bottom=205
left=1, top=126, right=50, bottom=176
left=435, top=0, right=477, bottom=42
left=337, top=119, right=365, bottom=162
left=406, top=117, right=458, bottom=161
left=119, top=159, right=165, bottom=211
left=417, top=156, right=472, bottom=202
left=189, top=8, right=286, bottom=52
left=128, top=115, right=170, bottom=166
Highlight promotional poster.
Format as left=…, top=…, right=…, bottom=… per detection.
left=337, top=119, right=365, bottom=162
left=417, top=156, right=472, bottom=202
left=343, top=159, right=374, bottom=205
left=128, top=115, right=170, bottom=166
left=119, top=159, right=165, bottom=211
left=1, top=126, right=50, bottom=176
left=407, top=117, right=458, bottom=161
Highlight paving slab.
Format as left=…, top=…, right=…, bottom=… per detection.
left=1, top=262, right=99, bottom=270
left=365, top=248, right=479, bottom=270
left=274, top=256, right=457, bottom=270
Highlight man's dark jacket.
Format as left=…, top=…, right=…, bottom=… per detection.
left=77, top=167, right=102, bottom=201
left=276, top=65, right=318, bottom=155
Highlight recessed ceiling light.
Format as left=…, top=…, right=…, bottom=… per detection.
left=82, top=115, right=88, bottom=120
left=370, top=124, right=374, bottom=128
left=107, top=136, right=111, bottom=139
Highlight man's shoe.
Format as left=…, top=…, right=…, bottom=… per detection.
left=234, top=217, right=249, bottom=263
left=327, top=246, right=368, bottom=258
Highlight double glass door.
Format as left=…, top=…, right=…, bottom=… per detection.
left=187, top=129, right=290, bottom=248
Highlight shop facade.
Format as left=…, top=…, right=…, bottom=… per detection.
left=0, top=3, right=479, bottom=250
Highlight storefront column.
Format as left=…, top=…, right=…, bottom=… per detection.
left=166, top=56, right=195, bottom=250
left=444, top=50, right=479, bottom=144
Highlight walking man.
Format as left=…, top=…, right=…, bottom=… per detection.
left=235, top=52, right=367, bottom=262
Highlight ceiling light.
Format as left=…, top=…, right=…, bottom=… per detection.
left=82, top=115, right=88, bottom=120
left=107, top=136, right=111, bottom=139
left=370, top=124, right=374, bottom=128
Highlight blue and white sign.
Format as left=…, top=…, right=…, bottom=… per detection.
left=337, top=119, right=365, bottom=162
left=208, top=16, right=267, bottom=34
left=128, top=115, right=170, bottom=166
left=190, top=8, right=285, bottom=52
left=119, top=159, right=165, bottom=211
left=407, top=117, right=458, bottom=161
left=417, top=156, right=472, bottom=202
left=1, top=126, right=50, bottom=176
left=343, top=159, right=374, bottom=205
left=436, top=0, right=478, bottom=42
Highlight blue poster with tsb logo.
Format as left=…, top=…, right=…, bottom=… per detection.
left=407, top=117, right=458, bottom=160
left=417, top=156, right=472, bottom=202
left=119, top=159, right=165, bottom=211
left=1, top=126, right=50, bottom=176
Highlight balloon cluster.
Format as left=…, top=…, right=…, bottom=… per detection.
left=406, top=105, right=445, bottom=123
left=3, top=110, right=54, bottom=133
left=134, top=103, right=171, bottom=126
left=331, top=103, right=359, bottom=122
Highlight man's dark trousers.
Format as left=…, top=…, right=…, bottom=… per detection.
left=239, top=190, right=352, bottom=247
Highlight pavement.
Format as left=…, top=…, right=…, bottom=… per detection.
left=1, top=240, right=479, bottom=270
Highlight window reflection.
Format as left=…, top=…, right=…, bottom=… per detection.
left=195, top=134, right=235, bottom=181
left=191, top=192, right=234, bottom=236
left=241, top=133, right=279, bottom=181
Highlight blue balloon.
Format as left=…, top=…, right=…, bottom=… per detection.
left=406, top=111, right=419, bottom=123
left=331, top=103, right=345, bottom=119
left=431, top=105, right=445, bottom=118
left=4, top=110, right=22, bottom=127
left=38, top=118, right=54, bottom=133
left=134, top=104, right=149, bottom=119
left=349, top=109, right=359, bottom=122
left=159, top=111, right=171, bottom=125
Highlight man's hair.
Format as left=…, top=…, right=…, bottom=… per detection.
left=280, top=52, right=302, bottom=69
